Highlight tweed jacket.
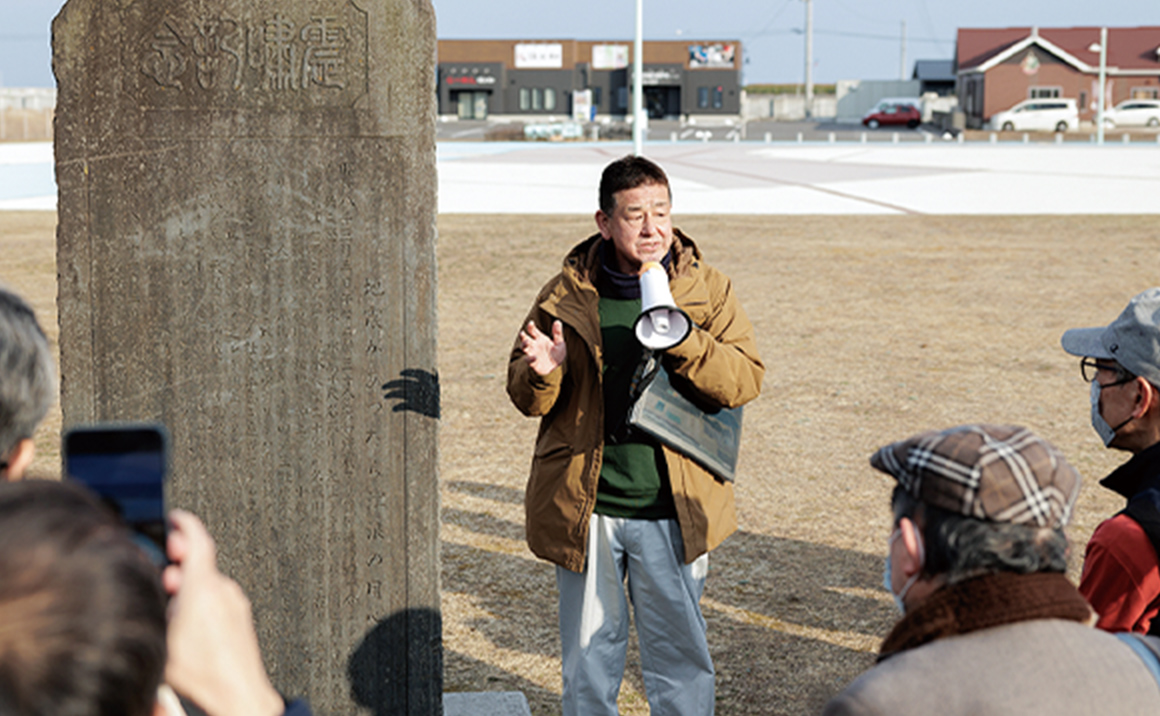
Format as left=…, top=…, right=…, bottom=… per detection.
left=822, top=618, right=1160, bottom=716
left=506, top=231, right=764, bottom=572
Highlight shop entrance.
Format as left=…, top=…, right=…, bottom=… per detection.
left=454, top=91, right=490, bottom=119
left=644, top=86, right=681, bottom=119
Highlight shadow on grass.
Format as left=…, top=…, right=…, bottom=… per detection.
left=443, top=480, right=896, bottom=715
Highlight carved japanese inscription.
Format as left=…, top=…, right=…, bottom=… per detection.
left=134, top=1, right=368, bottom=108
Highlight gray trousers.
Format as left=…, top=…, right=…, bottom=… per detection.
left=556, top=514, right=714, bottom=716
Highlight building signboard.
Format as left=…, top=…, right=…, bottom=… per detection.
left=515, top=43, right=563, bottom=68
left=444, top=75, right=495, bottom=86
left=634, top=67, right=683, bottom=85
left=688, top=43, right=735, bottom=68
left=573, top=89, right=593, bottom=121
left=592, top=44, right=629, bottom=70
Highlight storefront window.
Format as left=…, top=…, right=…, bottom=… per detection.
left=698, top=87, right=709, bottom=108
left=532, top=88, right=543, bottom=110
left=545, top=88, right=556, bottom=111
left=712, top=86, right=723, bottom=109
left=519, top=88, right=530, bottom=111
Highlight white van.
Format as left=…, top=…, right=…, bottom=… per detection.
left=988, top=98, right=1078, bottom=133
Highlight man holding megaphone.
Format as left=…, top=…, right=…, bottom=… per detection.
left=508, top=155, right=764, bottom=716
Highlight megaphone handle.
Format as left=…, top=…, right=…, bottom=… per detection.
left=629, top=349, right=660, bottom=398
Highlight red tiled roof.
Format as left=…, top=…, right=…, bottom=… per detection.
left=957, top=26, right=1160, bottom=72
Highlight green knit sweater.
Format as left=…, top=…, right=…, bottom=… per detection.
left=595, top=297, right=677, bottom=520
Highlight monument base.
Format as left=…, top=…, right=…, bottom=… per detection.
left=443, top=692, right=531, bottom=716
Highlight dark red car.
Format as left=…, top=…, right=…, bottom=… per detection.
left=861, top=102, right=921, bottom=129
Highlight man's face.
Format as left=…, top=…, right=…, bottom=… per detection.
left=595, top=182, right=673, bottom=275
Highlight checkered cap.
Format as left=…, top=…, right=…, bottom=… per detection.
left=870, top=424, right=1080, bottom=529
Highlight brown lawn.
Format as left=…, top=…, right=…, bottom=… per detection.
left=3, top=210, right=1157, bottom=714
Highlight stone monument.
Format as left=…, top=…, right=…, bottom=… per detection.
left=52, top=1, right=439, bottom=712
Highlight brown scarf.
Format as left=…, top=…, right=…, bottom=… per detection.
left=878, top=572, right=1094, bottom=662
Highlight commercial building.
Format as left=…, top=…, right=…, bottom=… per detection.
left=437, top=39, right=741, bottom=121
left=956, top=27, right=1160, bottom=128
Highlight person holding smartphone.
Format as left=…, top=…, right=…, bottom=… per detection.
left=0, top=478, right=311, bottom=716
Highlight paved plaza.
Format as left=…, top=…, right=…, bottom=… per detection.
left=4, top=138, right=1159, bottom=214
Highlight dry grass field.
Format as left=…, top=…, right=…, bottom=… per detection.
left=2, top=210, right=1158, bottom=714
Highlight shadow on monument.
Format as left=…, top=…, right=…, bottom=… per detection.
left=348, top=607, right=443, bottom=716
left=442, top=479, right=897, bottom=715
left=383, top=369, right=441, bottom=419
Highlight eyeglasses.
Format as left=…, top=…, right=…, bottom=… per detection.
left=1080, top=357, right=1135, bottom=385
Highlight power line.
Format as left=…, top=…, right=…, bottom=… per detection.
left=746, top=26, right=950, bottom=44
left=739, top=0, right=797, bottom=41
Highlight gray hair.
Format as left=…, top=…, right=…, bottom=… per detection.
left=891, top=485, right=1069, bottom=583
left=0, top=289, right=55, bottom=461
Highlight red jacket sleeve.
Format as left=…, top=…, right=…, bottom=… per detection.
left=1080, top=514, right=1160, bottom=633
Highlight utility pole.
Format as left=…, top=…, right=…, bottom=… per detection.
left=1096, top=27, right=1107, bottom=146
left=900, top=20, right=907, bottom=81
left=804, top=0, right=813, bottom=118
left=632, top=0, right=645, bottom=155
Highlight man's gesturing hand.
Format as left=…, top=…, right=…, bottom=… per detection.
left=520, top=320, right=567, bottom=376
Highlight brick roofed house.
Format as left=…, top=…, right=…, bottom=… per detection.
left=955, top=26, right=1160, bottom=129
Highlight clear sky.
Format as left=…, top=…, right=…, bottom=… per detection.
left=0, top=0, right=1153, bottom=88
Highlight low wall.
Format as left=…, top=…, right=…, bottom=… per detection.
left=741, top=94, right=837, bottom=120
left=0, top=109, right=54, bottom=142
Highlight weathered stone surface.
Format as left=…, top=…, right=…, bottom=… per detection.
left=52, top=1, right=439, bottom=712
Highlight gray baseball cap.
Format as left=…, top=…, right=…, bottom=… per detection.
left=1061, top=288, right=1160, bottom=387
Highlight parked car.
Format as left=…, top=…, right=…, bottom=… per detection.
left=862, top=99, right=922, bottom=129
left=1102, top=99, right=1160, bottom=128
left=988, top=98, right=1078, bottom=132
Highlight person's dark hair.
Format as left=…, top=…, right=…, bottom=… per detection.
left=0, top=479, right=167, bottom=716
left=598, top=155, right=672, bottom=216
left=891, top=485, right=1069, bottom=583
left=0, top=289, right=55, bottom=461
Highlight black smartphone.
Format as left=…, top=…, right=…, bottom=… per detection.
left=63, top=424, right=169, bottom=567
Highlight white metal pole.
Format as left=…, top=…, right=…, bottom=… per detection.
left=900, top=20, right=907, bottom=81
left=1096, top=27, right=1107, bottom=146
left=804, top=0, right=813, bottom=118
left=633, top=0, right=644, bottom=155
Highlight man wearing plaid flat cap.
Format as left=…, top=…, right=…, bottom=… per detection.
left=823, top=424, right=1160, bottom=716
left=1061, top=288, right=1160, bottom=634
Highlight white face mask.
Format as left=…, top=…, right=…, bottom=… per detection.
left=883, top=527, right=925, bottom=614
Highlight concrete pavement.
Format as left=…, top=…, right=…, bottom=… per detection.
left=4, top=139, right=1159, bottom=214
left=437, top=140, right=1160, bottom=215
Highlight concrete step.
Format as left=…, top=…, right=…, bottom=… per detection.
left=443, top=692, right=531, bottom=716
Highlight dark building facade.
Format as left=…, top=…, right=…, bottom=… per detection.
left=437, top=39, right=742, bottom=120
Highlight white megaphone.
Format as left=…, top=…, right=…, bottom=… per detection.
left=634, top=261, right=691, bottom=350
